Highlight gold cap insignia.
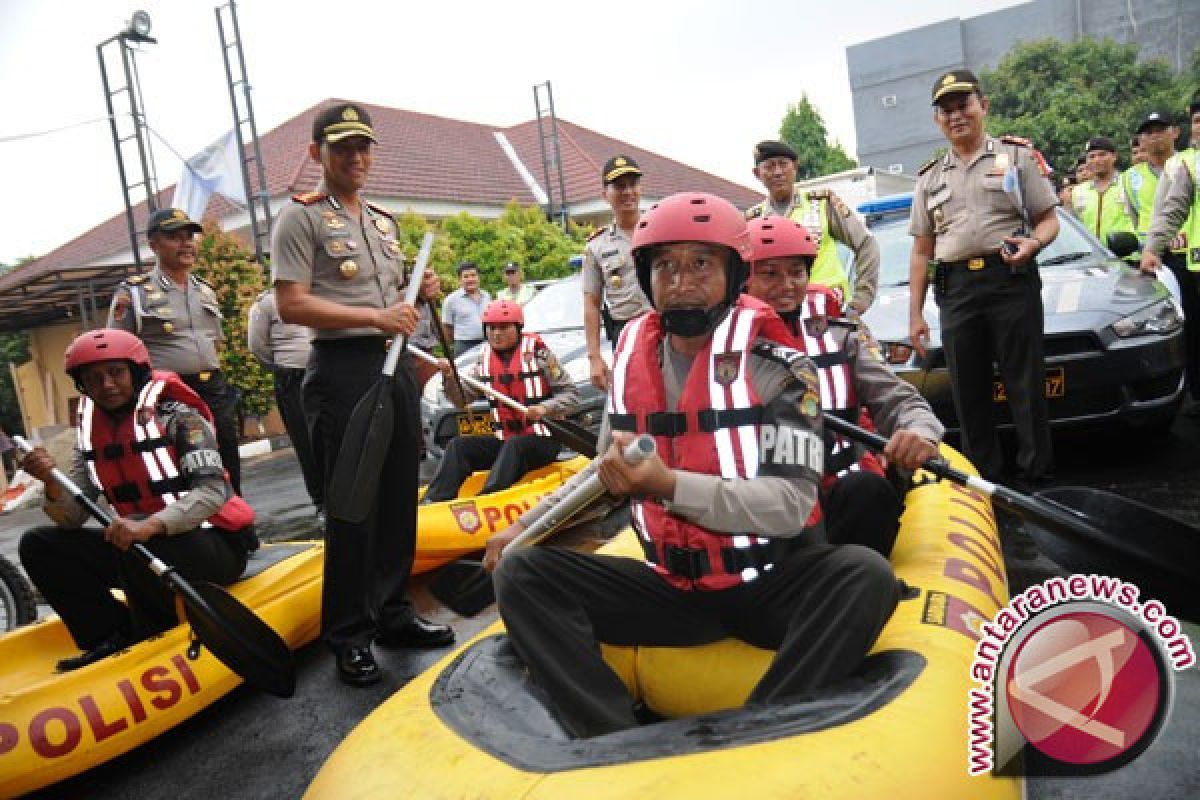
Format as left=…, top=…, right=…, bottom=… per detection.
left=614, top=157, right=626, bottom=167
left=172, top=209, right=186, bottom=220
left=343, top=107, right=359, bottom=121
left=943, top=74, right=956, bottom=86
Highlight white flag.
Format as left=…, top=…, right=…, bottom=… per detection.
left=172, top=130, right=247, bottom=221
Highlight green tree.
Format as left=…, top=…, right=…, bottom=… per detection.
left=981, top=38, right=1192, bottom=172
left=779, top=95, right=857, bottom=180
left=191, top=228, right=274, bottom=417
left=0, top=259, right=33, bottom=435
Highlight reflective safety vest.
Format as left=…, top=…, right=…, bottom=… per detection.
left=608, top=295, right=818, bottom=591
left=1071, top=178, right=1134, bottom=243
left=1122, top=163, right=1161, bottom=242
left=479, top=333, right=552, bottom=440
left=76, top=370, right=255, bottom=532
left=791, top=288, right=885, bottom=490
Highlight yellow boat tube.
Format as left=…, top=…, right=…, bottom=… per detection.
left=308, top=447, right=1020, bottom=799
left=0, top=542, right=323, bottom=798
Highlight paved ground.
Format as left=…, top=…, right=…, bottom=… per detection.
left=3, top=423, right=1198, bottom=798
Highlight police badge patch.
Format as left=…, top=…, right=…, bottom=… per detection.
left=713, top=351, right=742, bottom=386
left=804, top=315, right=829, bottom=338
left=450, top=501, right=483, bottom=535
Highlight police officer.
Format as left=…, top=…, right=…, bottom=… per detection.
left=485, top=193, right=899, bottom=739
left=1141, top=98, right=1200, bottom=415
left=744, top=217, right=943, bottom=556
left=1121, top=110, right=1180, bottom=252
left=746, top=140, right=880, bottom=316
left=582, top=155, right=651, bottom=391
left=1071, top=137, right=1134, bottom=242
left=108, top=208, right=243, bottom=494
left=19, top=329, right=254, bottom=671
left=496, top=261, right=538, bottom=305
left=271, top=102, right=453, bottom=687
left=247, top=288, right=322, bottom=515
left=909, top=70, right=1060, bottom=486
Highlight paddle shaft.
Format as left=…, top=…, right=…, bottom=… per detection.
left=426, top=296, right=480, bottom=425
left=504, top=434, right=656, bottom=553
left=410, top=343, right=537, bottom=415
left=381, top=231, right=435, bottom=377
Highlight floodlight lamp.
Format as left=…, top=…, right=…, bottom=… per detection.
left=124, top=10, right=155, bottom=42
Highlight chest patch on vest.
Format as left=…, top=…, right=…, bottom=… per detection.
left=713, top=351, right=742, bottom=386
left=759, top=425, right=823, bottom=469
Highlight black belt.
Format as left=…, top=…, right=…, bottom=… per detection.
left=312, top=336, right=393, bottom=352
left=941, top=253, right=1006, bottom=271
left=178, top=369, right=223, bottom=384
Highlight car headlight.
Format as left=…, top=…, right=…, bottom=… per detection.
left=1111, top=298, right=1183, bottom=338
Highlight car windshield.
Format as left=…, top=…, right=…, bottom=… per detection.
left=521, top=275, right=585, bottom=332
left=865, top=208, right=1104, bottom=287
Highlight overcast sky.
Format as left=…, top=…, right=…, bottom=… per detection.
left=0, top=0, right=1024, bottom=264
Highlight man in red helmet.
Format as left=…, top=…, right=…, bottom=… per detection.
left=423, top=299, right=580, bottom=503
left=744, top=217, right=942, bottom=555
left=17, top=329, right=255, bottom=671
left=485, top=193, right=900, bottom=738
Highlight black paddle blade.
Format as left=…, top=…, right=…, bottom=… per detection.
left=544, top=418, right=598, bottom=458
left=1028, top=487, right=1200, bottom=622
left=326, top=381, right=394, bottom=523
left=181, top=580, right=297, bottom=698
left=429, top=559, right=496, bottom=618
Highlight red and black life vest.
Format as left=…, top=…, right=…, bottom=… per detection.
left=791, top=287, right=885, bottom=490
left=76, top=370, right=255, bottom=532
left=608, top=296, right=820, bottom=591
left=478, top=333, right=552, bottom=440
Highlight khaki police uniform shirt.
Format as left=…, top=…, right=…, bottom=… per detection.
left=518, top=338, right=823, bottom=537
left=270, top=186, right=406, bottom=339
left=750, top=189, right=882, bottom=312
left=247, top=289, right=313, bottom=370
left=910, top=135, right=1059, bottom=262
left=1147, top=154, right=1196, bottom=255
left=45, top=402, right=229, bottom=536
left=108, top=268, right=224, bottom=375
left=581, top=223, right=650, bottom=321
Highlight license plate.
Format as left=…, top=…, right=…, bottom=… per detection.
left=456, top=414, right=495, bottom=436
left=993, top=367, right=1065, bottom=402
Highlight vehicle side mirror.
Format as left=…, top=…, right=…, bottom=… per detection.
left=1106, top=231, right=1140, bottom=259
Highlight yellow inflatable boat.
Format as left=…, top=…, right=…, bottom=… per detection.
left=412, top=455, right=589, bottom=574
left=0, top=542, right=323, bottom=798
left=307, top=447, right=1021, bottom=799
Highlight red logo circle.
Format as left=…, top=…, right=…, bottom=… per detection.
left=1005, top=611, right=1163, bottom=766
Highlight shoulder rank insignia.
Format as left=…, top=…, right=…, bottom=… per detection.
left=292, top=191, right=327, bottom=205
left=586, top=226, right=606, bottom=242
left=125, top=273, right=148, bottom=286
left=917, top=157, right=938, bottom=176
left=365, top=201, right=393, bottom=219
left=999, top=134, right=1032, bottom=148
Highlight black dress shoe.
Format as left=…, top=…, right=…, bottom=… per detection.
left=336, top=646, right=382, bottom=687
left=56, top=631, right=130, bottom=673
left=376, top=616, right=456, bottom=649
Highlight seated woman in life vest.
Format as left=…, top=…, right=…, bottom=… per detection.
left=422, top=299, right=581, bottom=503
left=743, top=217, right=943, bottom=556
left=18, top=329, right=256, bottom=672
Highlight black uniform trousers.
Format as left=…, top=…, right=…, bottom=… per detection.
left=423, top=433, right=560, bottom=503
left=823, top=471, right=903, bottom=556
left=1165, top=253, right=1200, bottom=402
left=936, top=263, right=1052, bottom=481
left=19, top=525, right=247, bottom=649
left=305, top=338, right=421, bottom=651
left=180, top=371, right=242, bottom=495
left=273, top=366, right=324, bottom=509
left=493, top=542, right=899, bottom=738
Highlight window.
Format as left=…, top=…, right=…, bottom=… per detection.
left=881, top=94, right=897, bottom=108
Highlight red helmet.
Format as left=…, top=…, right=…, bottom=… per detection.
left=65, top=328, right=151, bottom=375
left=481, top=299, right=524, bottom=327
left=747, top=217, right=817, bottom=263
left=632, top=192, right=752, bottom=306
